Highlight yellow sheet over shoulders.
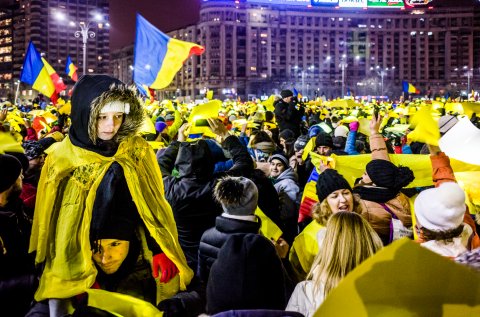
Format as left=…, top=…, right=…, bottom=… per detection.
left=30, top=136, right=193, bottom=301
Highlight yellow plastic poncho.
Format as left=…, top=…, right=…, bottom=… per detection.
left=29, top=135, right=193, bottom=301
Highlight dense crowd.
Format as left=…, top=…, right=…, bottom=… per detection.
left=1, top=75, right=480, bottom=317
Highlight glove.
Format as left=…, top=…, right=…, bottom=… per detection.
left=349, top=121, right=359, bottom=132
left=157, top=297, right=186, bottom=317
left=152, top=253, right=179, bottom=283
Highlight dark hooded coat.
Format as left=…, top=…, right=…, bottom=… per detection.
left=0, top=196, right=36, bottom=317
left=157, top=136, right=253, bottom=269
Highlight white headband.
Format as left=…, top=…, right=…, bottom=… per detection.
left=100, top=101, right=130, bottom=114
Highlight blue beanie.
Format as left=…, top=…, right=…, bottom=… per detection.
left=155, top=121, right=167, bottom=133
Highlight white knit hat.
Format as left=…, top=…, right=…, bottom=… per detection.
left=100, top=101, right=130, bottom=114
left=414, top=182, right=466, bottom=231
left=334, top=125, right=349, bottom=138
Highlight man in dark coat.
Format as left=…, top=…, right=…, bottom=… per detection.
left=197, top=176, right=261, bottom=282
left=206, top=233, right=288, bottom=314
left=274, top=90, right=305, bottom=138
left=0, top=154, right=36, bottom=317
left=157, top=119, right=254, bottom=270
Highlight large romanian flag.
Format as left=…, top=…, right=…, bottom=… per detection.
left=41, top=57, right=66, bottom=95
left=65, top=56, right=78, bottom=82
left=20, top=41, right=56, bottom=102
left=402, top=80, right=420, bottom=94
left=133, top=14, right=205, bottom=90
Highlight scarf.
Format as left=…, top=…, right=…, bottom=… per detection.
left=353, top=185, right=400, bottom=203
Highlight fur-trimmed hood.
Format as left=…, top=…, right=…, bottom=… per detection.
left=69, top=74, right=145, bottom=156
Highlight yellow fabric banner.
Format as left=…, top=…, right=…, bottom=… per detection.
left=87, top=289, right=163, bottom=317
left=315, top=239, right=480, bottom=317
left=289, top=221, right=323, bottom=276
left=255, top=207, right=283, bottom=242
left=407, top=105, right=440, bottom=146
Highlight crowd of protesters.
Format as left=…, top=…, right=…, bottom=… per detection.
left=1, top=76, right=480, bottom=317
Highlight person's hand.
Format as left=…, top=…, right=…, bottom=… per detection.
left=152, top=253, right=179, bottom=283
left=427, top=144, right=441, bottom=155
left=263, top=126, right=273, bottom=138
left=318, top=159, right=330, bottom=173
left=0, top=109, right=7, bottom=122
left=255, top=161, right=270, bottom=176
left=369, top=113, right=383, bottom=135
left=177, top=123, right=189, bottom=142
left=241, top=122, right=248, bottom=133
left=272, top=237, right=289, bottom=259
left=24, top=118, right=31, bottom=128
left=207, top=117, right=229, bottom=140
left=349, top=121, right=359, bottom=132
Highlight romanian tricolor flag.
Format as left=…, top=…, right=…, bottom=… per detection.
left=42, top=57, right=66, bottom=95
left=20, top=41, right=56, bottom=103
left=133, top=14, right=205, bottom=90
left=140, top=84, right=155, bottom=103
left=402, top=80, right=420, bottom=94
left=65, top=56, right=78, bottom=82
left=298, top=167, right=320, bottom=223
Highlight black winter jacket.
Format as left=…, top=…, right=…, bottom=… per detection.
left=0, top=197, right=36, bottom=317
left=158, top=135, right=254, bottom=269
left=274, top=100, right=304, bottom=137
left=197, top=216, right=260, bottom=282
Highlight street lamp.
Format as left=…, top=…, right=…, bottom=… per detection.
left=14, top=80, right=20, bottom=105
left=340, top=54, right=347, bottom=98
left=463, top=66, right=473, bottom=93
left=74, top=22, right=96, bottom=75
left=54, top=10, right=106, bottom=76
left=370, top=66, right=394, bottom=97
left=293, top=65, right=314, bottom=98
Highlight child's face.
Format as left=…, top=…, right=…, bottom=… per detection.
left=92, top=239, right=130, bottom=274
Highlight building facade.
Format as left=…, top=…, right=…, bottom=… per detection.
left=162, top=0, right=480, bottom=100
left=0, top=0, right=110, bottom=101
left=0, top=4, right=15, bottom=100
left=110, top=44, right=133, bottom=85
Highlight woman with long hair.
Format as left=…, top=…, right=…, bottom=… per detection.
left=286, top=212, right=383, bottom=316
left=289, top=168, right=365, bottom=280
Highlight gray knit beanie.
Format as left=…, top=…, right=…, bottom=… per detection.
left=214, top=176, right=259, bottom=216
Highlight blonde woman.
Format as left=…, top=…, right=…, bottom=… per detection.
left=289, top=169, right=364, bottom=280
left=286, top=212, right=383, bottom=317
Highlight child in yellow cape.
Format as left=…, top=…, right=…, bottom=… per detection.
left=28, top=75, right=193, bottom=316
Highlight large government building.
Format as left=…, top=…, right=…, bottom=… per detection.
left=0, top=0, right=110, bottom=101
left=141, top=0, right=479, bottom=100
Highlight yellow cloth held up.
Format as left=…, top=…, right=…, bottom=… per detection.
left=407, top=105, right=440, bottom=146
left=289, top=221, right=323, bottom=277
left=262, top=95, right=276, bottom=112
left=86, top=289, right=163, bottom=317
left=255, top=207, right=283, bottom=242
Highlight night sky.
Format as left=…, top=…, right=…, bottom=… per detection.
left=110, top=0, right=200, bottom=50
left=109, top=0, right=476, bottom=51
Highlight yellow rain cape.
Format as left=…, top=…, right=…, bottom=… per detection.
left=29, top=136, right=193, bottom=301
